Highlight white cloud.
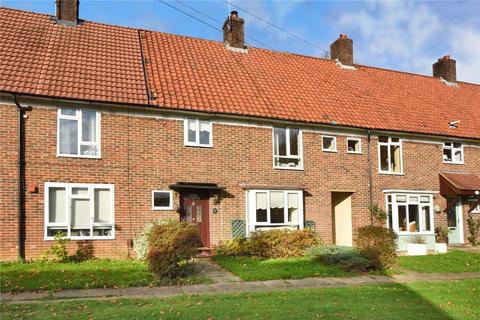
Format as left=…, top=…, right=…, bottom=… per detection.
left=337, top=1, right=479, bottom=84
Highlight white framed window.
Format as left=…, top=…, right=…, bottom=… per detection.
left=378, top=136, right=402, bottom=174
left=184, top=118, right=212, bottom=147
left=57, top=108, right=101, bottom=158
left=385, top=192, right=434, bottom=235
left=273, top=127, right=303, bottom=169
left=347, top=137, right=361, bottom=154
left=322, top=135, right=337, bottom=152
left=45, top=183, right=114, bottom=240
left=469, top=198, right=480, bottom=213
left=152, top=190, right=173, bottom=210
left=443, top=142, right=464, bottom=164
left=247, top=189, right=304, bottom=233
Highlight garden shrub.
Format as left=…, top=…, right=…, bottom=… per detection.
left=467, top=214, right=480, bottom=246
left=133, top=218, right=175, bottom=260
left=147, top=221, right=202, bottom=278
left=308, top=245, right=372, bottom=273
left=356, top=225, right=398, bottom=270
left=73, top=241, right=95, bottom=262
left=216, top=229, right=320, bottom=259
left=39, top=231, right=70, bottom=263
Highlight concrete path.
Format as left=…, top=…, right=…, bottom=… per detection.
left=193, top=258, right=241, bottom=283
left=2, top=264, right=480, bottom=304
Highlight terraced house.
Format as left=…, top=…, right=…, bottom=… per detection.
left=1, top=1, right=479, bottom=261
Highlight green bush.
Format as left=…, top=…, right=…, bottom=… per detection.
left=133, top=218, right=174, bottom=260
left=39, top=231, right=70, bottom=263
left=147, top=221, right=202, bottom=278
left=356, top=225, right=398, bottom=270
left=216, top=229, right=320, bottom=259
left=73, top=241, right=95, bottom=262
left=308, top=245, right=372, bottom=273
left=467, top=214, right=480, bottom=246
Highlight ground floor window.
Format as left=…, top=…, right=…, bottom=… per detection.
left=45, top=183, right=114, bottom=239
left=469, top=197, right=480, bottom=213
left=385, top=192, right=434, bottom=234
left=247, top=190, right=304, bottom=232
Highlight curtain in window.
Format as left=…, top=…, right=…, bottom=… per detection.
left=188, top=119, right=196, bottom=142
left=256, top=192, right=267, bottom=222
left=289, top=129, right=299, bottom=155
left=49, top=187, right=66, bottom=223
left=380, top=145, right=389, bottom=171
left=287, top=193, right=298, bottom=222
left=82, top=110, right=96, bottom=142
left=71, top=199, right=90, bottom=229
left=59, top=119, right=78, bottom=154
left=274, top=128, right=287, bottom=156
left=421, top=206, right=431, bottom=231
left=199, top=121, right=210, bottom=145
left=94, top=189, right=111, bottom=224
left=270, top=191, right=284, bottom=223
left=391, top=145, right=401, bottom=173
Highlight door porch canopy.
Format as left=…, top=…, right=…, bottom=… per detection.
left=440, top=172, right=480, bottom=196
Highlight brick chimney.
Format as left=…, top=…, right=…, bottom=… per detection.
left=330, top=34, right=353, bottom=65
left=56, top=0, right=79, bottom=25
left=223, top=11, right=245, bottom=49
left=433, top=55, right=456, bottom=82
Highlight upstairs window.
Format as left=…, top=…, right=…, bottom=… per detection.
left=322, top=136, right=337, bottom=152
left=443, top=142, right=463, bottom=164
left=378, top=136, right=402, bottom=174
left=45, top=183, right=114, bottom=239
left=184, top=119, right=212, bottom=147
left=58, top=108, right=100, bottom=157
left=347, top=137, right=361, bottom=154
left=273, top=127, right=302, bottom=169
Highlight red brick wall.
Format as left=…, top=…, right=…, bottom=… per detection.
left=1, top=102, right=479, bottom=260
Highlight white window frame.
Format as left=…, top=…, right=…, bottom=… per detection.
left=152, top=190, right=173, bottom=210
left=322, top=135, right=337, bottom=152
left=44, top=182, right=115, bottom=240
left=184, top=118, right=213, bottom=147
left=378, top=136, right=403, bottom=174
left=469, top=198, right=480, bottom=213
left=57, top=108, right=101, bottom=158
left=247, top=189, right=304, bottom=234
left=346, top=137, right=362, bottom=154
left=272, top=127, right=303, bottom=170
left=443, top=142, right=464, bottom=164
left=385, top=192, right=434, bottom=235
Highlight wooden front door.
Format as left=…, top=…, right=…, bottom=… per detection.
left=182, top=193, right=210, bottom=247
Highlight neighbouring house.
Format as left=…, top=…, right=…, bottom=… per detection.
left=1, top=1, right=479, bottom=261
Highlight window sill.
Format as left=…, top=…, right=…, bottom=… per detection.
left=378, top=172, right=405, bottom=176
left=152, top=207, right=173, bottom=211
left=57, top=154, right=101, bottom=159
left=184, top=143, right=213, bottom=148
left=273, top=166, right=304, bottom=171
left=442, top=161, right=464, bottom=165
left=45, top=235, right=115, bottom=241
left=322, top=149, right=337, bottom=153
left=396, top=232, right=435, bottom=236
left=347, top=151, right=362, bottom=155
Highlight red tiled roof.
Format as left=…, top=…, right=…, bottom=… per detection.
left=1, top=7, right=479, bottom=140
left=0, top=7, right=148, bottom=104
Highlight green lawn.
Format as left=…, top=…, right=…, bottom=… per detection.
left=3, top=280, right=479, bottom=319
left=399, top=250, right=480, bottom=273
left=0, top=260, right=209, bottom=293
left=213, top=256, right=353, bottom=281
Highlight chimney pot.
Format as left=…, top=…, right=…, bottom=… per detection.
left=433, top=55, right=456, bottom=82
left=330, top=34, right=353, bottom=65
left=223, top=11, right=245, bottom=50
left=56, top=0, right=80, bottom=25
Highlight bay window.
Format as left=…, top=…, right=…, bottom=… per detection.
left=247, top=190, right=304, bottom=232
left=273, top=127, right=302, bottom=169
left=443, top=142, right=463, bottom=164
left=385, top=193, right=433, bottom=234
left=378, top=136, right=402, bottom=174
left=45, top=183, right=114, bottom=239
left=58, top=108, right=100, bottom=157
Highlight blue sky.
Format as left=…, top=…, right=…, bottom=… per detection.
left=4, top=0, right=479, bottom=83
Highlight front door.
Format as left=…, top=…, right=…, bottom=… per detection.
left=182, top=193, right=210, bottom=247
left=447, top=198, right=464, bottom=244
left=332, top=192, right=353, bottom=247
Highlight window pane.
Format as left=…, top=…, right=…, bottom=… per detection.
left=256, top=192, right=268, bottom=222
left=390, top=145, right=401, bottom=173
left=391, top=137, right=400, bottom=143
left=453, top=143, right=461, bottom=148
left=443, top=149, right=452, bottom=162
left=379, top=136, right=388, bottom=143
left=275, top=157, right=301, bottom=168
left=422, top=206, right=431, bottom=231
left=348, top=139, right=360, bottom=152
left=420, top=196, right=430, bottom=203
left=72, top=188, right=88, bottom=195
left=94, top=189, right=111, bottom=224
left=387, top=204, right=393, bottom=230
left=322, top=137, right=335, bottom=151
left=49, top=187, right=66, bottom=223
left=398, top=205, right=407, bottom=231
left=196, top=205, right=202, bottom=223
left=82, top=110, right=97, bottom=142
left=80, top=145, right=98, bottom=156
left=409, top=196, right=418, bottom=202
left=447, top=206, right=457, bottom=227
left=380, top=145, right=389, bottom=171
left=453, top=150, right=462, bottom=162
left=59, top=119, right=78, bottom=155
left=153, top=192, right=171, bottom=208
left=187, top=119, right=197, bottom=143
left=289, top=128, right=299, bottom=156
left=71, top=199, right=90, bottom=236
left=287, top=193, right=298, bottom=223
left=408, top=204, right=419, bottom=232
left=270, top=191, right=284, bottom=223
left=199, top=121, right=210, bottom=145
left=396, top=195, right=407, bottom=202
left=274, top=128, right=287, bottom=156
left=61, top=108, right=76, bottom=116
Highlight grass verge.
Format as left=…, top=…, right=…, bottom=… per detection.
left=399, top=250, right=480, bottom=273
left=2, top=280, right=479, bottom=319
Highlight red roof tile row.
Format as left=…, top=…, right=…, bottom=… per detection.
left=1, top=7, right=479, bottom=140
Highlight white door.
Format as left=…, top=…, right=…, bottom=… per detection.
left=447, top=199, right=464, bottom=244
left=333, top=193, right=353, bottom=247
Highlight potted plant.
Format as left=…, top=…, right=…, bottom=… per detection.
left=407, top=236, right=428, bottom=256
left=434, top=226, right=449, bottom=254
